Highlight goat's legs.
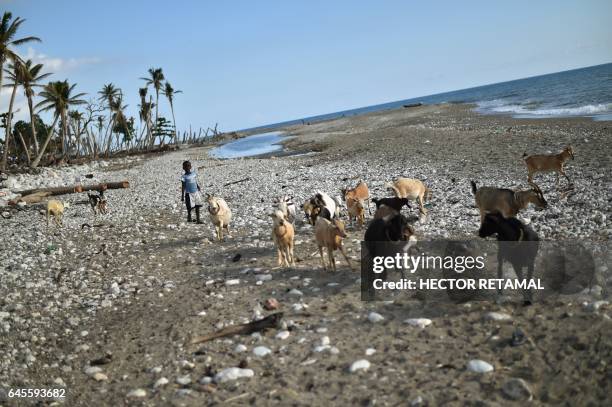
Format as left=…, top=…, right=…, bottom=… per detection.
left=318, top=246, right=327, bottom=271
left=327, top=248, right=337, bottom=272
left=338, top=244, right=353, bottom=270
left=417, top=196, right=427, bottom=215
left=560, top=167, right=572, bottom=186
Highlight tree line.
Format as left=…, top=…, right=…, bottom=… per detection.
left=0, top=11, right=188, bottom=170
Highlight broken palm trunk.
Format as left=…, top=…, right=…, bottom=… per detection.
left=191, top=312, right=283, bottom=345
left=15, top=181, right=129, bottom=197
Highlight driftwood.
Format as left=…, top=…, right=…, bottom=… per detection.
left=190, top=312, right=283, bottom=345
left=15, top=181, right=129, bottom=197
left=223, top=177, right=251, bottom=187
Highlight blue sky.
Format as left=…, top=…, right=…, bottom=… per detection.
left=2, top=0, right=611, bottom=132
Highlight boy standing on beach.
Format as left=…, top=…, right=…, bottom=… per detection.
left=181, top=160, right=204, bottom=223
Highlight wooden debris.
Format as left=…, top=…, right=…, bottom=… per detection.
left=15, top=181, right=129, bottom=197
left=191, top=312, right=283, bottom=345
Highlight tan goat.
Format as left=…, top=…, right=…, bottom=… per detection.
left=47, top=199, right=69, bottom=228
left=385, top=178, right=431, bottom=215
left=206, top=194, right=232, bottom=241
left=341, top=181, right=370, bottom=214
left=314, top=217, right=352, bottom=272
left=471, top=181, right=547, bottom=225
left=270, top=210, right=295, bottom=267
left=346, top=197, right=365, bottom=228
left=523, top=145, right=574, bottom=187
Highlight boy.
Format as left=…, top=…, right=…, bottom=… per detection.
left=181, top=160, right=204, bottom=223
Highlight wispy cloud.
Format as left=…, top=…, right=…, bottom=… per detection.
left=23, top=47, right=102, bottom=74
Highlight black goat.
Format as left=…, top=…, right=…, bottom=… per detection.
left=372, top=197, right=411, bottom=211
left=478, top=213, right=539, bottom=305
left=362, top=213, right=416, bottom=298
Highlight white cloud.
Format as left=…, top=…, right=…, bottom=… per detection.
left=23, top=47, right=102, bottom=74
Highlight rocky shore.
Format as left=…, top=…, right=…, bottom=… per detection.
left=0, top=104, right=610, bottom=405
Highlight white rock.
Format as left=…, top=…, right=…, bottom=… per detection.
left=154, top=377, right=169, bottom=388
left=466, top=359, right=494, bottom=373
left=288, top=289, right=303, bottom=296
left=214, top=367, right=254, bottom=383
left=368, top=312, right=385, bottom=323
left=349, top=359, right=371, bottom=373
left=320, top=336, right=330, bottom=346
left=225, top=279, right=240, bottom=286
left=127, top=388, right=147, bottom=398
left=404, top=318, right=432, bottom=328
left=253, top=346, right=272, bottom=357
left=484, top=312, right=512, bottom=322
left=275, top=330, right=290, bottom=340
left=255, top=273, right=273, bottom=282
left=92, top=372, right=108, bottom=381
left=84, top=366, right=102, bottom=376
left=176, top=375, right=191, bottom=385
left=365, top=348, right=376, bottom=356
left=234, top=344, right=247, bottom=353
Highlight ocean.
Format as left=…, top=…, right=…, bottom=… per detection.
left=241, top=63, right=612, bottom=133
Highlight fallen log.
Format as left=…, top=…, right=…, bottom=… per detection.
left=15, top=181, right=129, bottom=197
left=10, top=191, right=52, bottom=205
left=191, top=312, right=283, bottom=345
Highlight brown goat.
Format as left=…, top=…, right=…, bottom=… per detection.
left=346, top=197, right=365, bottom=228
left=270, top=210, right=295, bottom=267
left=47, top=199, right=69, bottom=228
left=385, top=178, right=431, bottom=215
left=471, top=181, right=547, bottom=225
left=314, top=217, right=352, bottom=271
left=523, top=145, right=574, bottom=187
left=341, top=181, right=370, bottom=214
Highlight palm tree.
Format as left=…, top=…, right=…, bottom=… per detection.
left=0, top=12, right=41, bottom=100
left=31, top=80, right=86, bottom=167
left=140, top=67, right=164, bottom=131
left=0, top=60, right=22, bottom=169
left=108, top=95, right=128, bottom=153
left=98, top=83, right=120, bottom=154
left=17, top=59, right=52, bottom=156
left=162, top=81, right=181, bottom=143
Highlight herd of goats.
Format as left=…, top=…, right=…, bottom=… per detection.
left=45, top=145, right=575, bottom=304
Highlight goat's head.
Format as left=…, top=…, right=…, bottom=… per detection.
left=530, top=183, right=548, bottom=209
left=331, top=219, right=347, bottom=238
left=269, top=210, right=286, bottom=225
left=564, top=145, right=575, bottom=160
left=478, top=213, right=502, bottom=238
left=385, top=214, right=413, bottom=241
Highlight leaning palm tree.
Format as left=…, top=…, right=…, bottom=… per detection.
left=31, top=80, right=86, bottom=167
left=162, top=81, right=181, bottom=143
left=17, top=59, right=52, bottom=156
left=140, top=67, right=164, bottom=129
left=0, top=12, right=41, bottom=102
left=97, top=83, right=120, bottom=153
left=0, top=60, right=22, bottom=170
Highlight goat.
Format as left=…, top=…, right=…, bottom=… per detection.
left=314, top=217, right=352, bottom=271
left=523, top=145, right=574, bottom=187
left=302, top=191, right=338, bottom=225
left=47, top=200, right=69, bottom=228
left=373, top=204, right=403, bottom=220
left=270, top=210, right=295, bottom=267
left=478, top=213, right=539, bottom=305
left=363, top=213, right=416, bottom=296
left=206, top=194, right=232, bottom=241
left=341, top=181, right=370, bottom=214
left=274, top=195, right=296, bottom=224
left=87, top=191, right=108, bottom=215
left=372, top=197, right=411, bottom=211
left=471, top=181, right=547, bottom=225
left=346, top=197, right=365, bottom=228
left=385, top=178, right=431, bottom=215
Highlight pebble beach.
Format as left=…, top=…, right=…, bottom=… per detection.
left=1, top=104, right=610, bottom=405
